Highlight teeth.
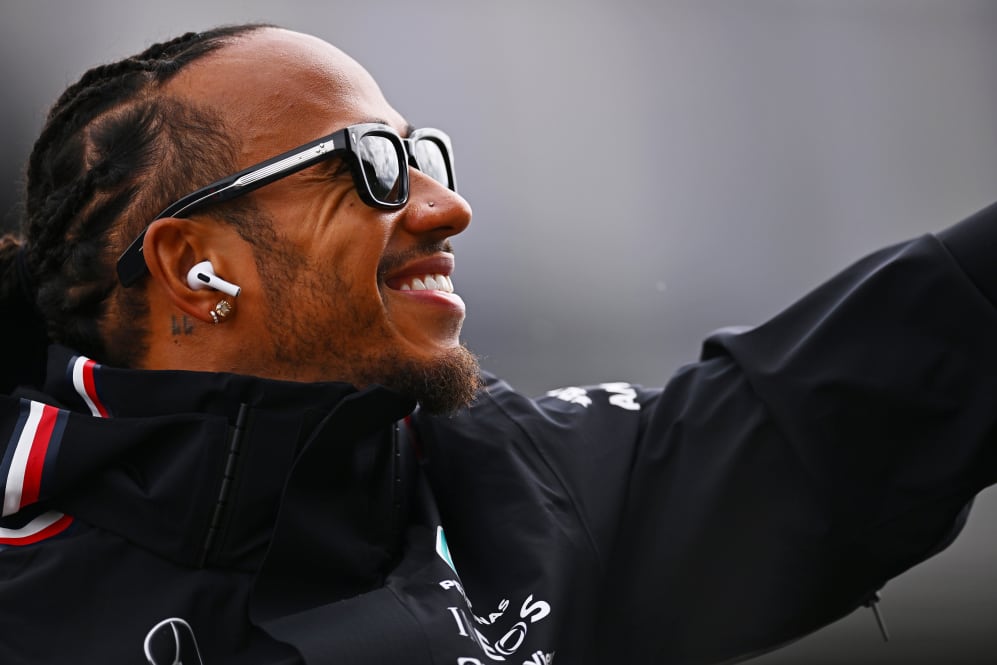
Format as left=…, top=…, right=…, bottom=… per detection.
left=396, top=273, right=454, bottom=293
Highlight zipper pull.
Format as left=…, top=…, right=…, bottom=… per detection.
left=863, top=590, right=890, bottom=642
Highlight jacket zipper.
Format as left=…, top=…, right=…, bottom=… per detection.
left=199, top=402, right=250, bottom=567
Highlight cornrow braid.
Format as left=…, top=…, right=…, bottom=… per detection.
left=3, top=23, right=274, bottom=382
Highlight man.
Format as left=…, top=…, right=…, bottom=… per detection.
left=1, top=24, right=995, bottom=665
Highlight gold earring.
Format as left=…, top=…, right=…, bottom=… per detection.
left=210, top=299, right=233, bottom=324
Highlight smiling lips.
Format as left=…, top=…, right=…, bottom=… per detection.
left=384, top=253, right=465, bottom=320
left=384, top=253, right=458, bottom=296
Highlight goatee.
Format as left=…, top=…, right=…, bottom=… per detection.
left=375, top=344, right=483, bottom=415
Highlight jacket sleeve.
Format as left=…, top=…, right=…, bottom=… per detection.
left=589, top=202, right=997, bottom=663
left=420, top=203, right=997, bottom=663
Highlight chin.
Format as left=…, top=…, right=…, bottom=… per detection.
left=373, top=343, right=482, bottom=415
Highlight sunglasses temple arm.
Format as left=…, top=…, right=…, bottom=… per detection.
left=116, top=144, right=341, bottom=286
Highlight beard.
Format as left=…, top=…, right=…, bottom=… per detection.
left=351, top=343, right=482, bottom=415
left=254, top=236, right=483, bottom=414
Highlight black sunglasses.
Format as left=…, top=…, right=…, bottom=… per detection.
left=116, top=123, right=456, bottom=287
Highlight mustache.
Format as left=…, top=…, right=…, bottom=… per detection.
left=377, top=240, right=455, bottom=280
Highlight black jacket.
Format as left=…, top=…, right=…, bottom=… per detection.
left=2, top=203, right=997, bottom=664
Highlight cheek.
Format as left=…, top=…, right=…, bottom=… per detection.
left=264, top=193, right=393, bottom=300
left=322, top=221, right=392, bottom=285
left=297, top=237, right=390, bottom=319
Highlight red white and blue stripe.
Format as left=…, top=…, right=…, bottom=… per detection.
left=0, top=400, right=73, bottom=545
left=0, top=356, right=108, bottom=547
left=70, top=355, right=110, bottom=418
left=0, top=509, right=73, bottom=546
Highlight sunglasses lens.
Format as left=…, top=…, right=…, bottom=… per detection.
left=357, top=134, right=403, bottom=203
left=412, top=138, right=451, bottom=188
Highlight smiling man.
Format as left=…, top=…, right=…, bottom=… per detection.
left=2, top=23, right=997, bottom=665
left=117, top=27, right=480, bottom=411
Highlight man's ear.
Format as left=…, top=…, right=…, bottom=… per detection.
left=142, top=218, right=234, bottom=324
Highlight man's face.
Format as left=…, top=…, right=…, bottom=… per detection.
left=169, top=28, right=480, bottom=411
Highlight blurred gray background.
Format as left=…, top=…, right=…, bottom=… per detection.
left=2, top=0, right=996, bottom=662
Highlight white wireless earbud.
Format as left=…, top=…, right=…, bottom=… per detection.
left=186, top=260, right=241, bottom=298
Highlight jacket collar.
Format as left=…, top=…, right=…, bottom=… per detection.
left=3, top=345, right=417, bottom=571
left=42, top=345, right=362, bottom=419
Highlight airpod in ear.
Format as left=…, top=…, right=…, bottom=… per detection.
left=186, top=261, right=241, bottom=298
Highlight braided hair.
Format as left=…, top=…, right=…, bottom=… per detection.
left=0, top=24, right=272, bottom=392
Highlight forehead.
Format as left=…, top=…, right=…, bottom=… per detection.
left=166, top=27, right=407, bottom=162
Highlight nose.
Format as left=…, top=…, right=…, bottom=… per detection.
left=400, top=167, right=472, bottom=239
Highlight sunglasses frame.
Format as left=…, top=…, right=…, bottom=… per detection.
left=116, top=123, right=455, bottom=287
